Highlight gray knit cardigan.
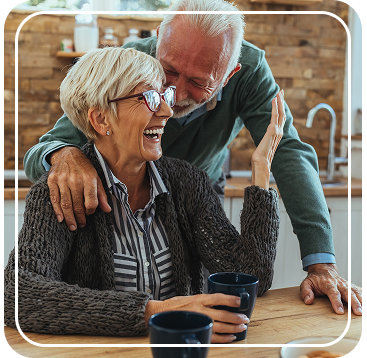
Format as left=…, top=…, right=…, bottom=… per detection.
left=4, top=143, right=279, bottom=337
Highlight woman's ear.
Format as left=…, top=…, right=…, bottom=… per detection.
left=88, top=108, right=111, bottom=136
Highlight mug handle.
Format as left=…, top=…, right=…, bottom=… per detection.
left=184, top=334, right=202, bottom=358
left=236, top=288, right=250, bottom=310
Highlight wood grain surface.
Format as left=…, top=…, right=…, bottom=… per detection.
left=4, top=287, right=361, bottom=358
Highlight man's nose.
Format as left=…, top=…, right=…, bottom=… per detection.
left=169, top=76, right=188, bottom=102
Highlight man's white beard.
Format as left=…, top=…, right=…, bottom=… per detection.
left=172, top=85, right=223, bottom=119
left=172, top=99, right=204, bottom=118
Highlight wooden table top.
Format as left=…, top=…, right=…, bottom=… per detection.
left=224, top=176, right=362, bottom=198
left=4, top=287, right=361, bottom=358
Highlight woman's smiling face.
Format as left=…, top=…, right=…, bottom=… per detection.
left=110, top=83, right=173, bottom=164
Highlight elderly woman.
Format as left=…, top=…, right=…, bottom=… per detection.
left=5, top=47, right=284, bottom=343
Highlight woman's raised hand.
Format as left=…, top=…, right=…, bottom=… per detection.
left=145, top=294, right=249, bottom=343
left=251, top=90, right=286, bottom=189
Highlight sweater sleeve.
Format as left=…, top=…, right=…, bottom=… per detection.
left=237, top=49, right=334, bottom=259
left=4, top=179, right=150, bottom=337
left=186, top=168, right=279, bottom=296
left=23, top=114, right=88, bottom=183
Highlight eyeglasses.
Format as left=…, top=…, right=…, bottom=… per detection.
left=107, top=86, right=176, bottom=112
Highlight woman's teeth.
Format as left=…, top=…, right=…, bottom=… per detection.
left=143, top=128, right=164, bottom=135
left=143, top=128, right=164, bottom=139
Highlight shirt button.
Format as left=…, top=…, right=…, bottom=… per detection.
left=144, top=261, right=150, bottom=267
left=139, top=232, right=143, bottom=237
left=146, top=289, right=151, bottom=294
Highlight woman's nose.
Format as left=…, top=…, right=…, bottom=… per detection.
left=156, top=99, right=173, bottom=120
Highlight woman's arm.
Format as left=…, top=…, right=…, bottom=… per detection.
left=251, top=91, right=285, bottom=189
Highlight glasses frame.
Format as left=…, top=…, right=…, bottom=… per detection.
left=107, top=86, right=176, bottom=112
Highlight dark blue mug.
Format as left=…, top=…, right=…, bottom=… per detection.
left=149, top=311, right=213, bottom=358
left=208, top=272, right=259, bottom=341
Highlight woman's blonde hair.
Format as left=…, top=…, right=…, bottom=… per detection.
left=60, top=47, right=165, bottom=141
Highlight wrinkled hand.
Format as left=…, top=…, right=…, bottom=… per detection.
left=300, top=263, right=362, bottom=315
left=48, top=146, right=111, bottom=231
left=145, top=294, right=249, bottom=343
left=251, top=90, right=286, bottom=189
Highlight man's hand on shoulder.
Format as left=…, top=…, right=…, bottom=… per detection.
left=300, top=263, right=362, bottom=316
left=48, top=146, right=111, bottom=231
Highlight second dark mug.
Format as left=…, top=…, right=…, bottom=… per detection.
left=208, top=272, right=259, bottom=341
left=149, top=311, right=213, bottom=358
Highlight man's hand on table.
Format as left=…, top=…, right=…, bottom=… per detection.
left=300, top=263, right=362, bottom=316
left=48, top=146, right=111, bottom=231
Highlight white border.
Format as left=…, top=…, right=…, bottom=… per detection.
left=15, top=11, right=351, bottom=348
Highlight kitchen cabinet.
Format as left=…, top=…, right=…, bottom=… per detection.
left=4, top=199, right=26, bottom=266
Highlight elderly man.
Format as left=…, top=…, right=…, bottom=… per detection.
left=24, top=0, right=361, bottom=315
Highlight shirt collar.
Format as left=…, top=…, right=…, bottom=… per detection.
left=174, top=89, right=222, bottom=127
left=206, top=88, right=222, bottom=111
left=93, top=145, right=169, bottom=200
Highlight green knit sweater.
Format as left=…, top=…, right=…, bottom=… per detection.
left=5, top=143, right=279, bottom=336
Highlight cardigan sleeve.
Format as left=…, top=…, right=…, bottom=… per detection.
left=4, top=178, right=150, bottom=337
left=185, top=168, right=279, bottom=296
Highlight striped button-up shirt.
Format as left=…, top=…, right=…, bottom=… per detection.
left=94, top=146, right=176, bottom=300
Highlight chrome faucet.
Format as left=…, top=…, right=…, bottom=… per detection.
left=306, top=103, right=348, bottom=182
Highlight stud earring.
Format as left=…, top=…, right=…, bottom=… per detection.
left=106, top=130, right=111, bottom=136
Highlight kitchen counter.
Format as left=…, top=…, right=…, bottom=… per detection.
left=4, top=286, right=361, bottom=358
left=4, top=177, right=362, bottom=200
left=224, top=176, right=362, bottom=198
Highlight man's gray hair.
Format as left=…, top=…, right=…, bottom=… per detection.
left=157, top=0, right=245, bottom=80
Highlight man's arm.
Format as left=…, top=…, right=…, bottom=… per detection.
left=237, top=50, right=361, bottom=315
left=24, top=114, right=88, bottom=182
left=24, top=113, right=111, bottom=230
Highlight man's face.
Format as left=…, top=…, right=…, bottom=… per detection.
left=156, top=17, right=232, bottom=118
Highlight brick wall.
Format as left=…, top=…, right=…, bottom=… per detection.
left=230, top=0, right=348, bottom=170
left=4, top=0, right=348, bottom=174
left=4, top=11, right=162, bottom=173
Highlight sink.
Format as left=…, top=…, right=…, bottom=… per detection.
left=321, top=179, right=345, bottom=187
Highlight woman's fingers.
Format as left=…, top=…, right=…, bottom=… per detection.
left=271, top=95, right=279, bottom=126
left=204, top=293, right=241, bottom=308
left=159, top=294, right=250, bottom=344
left=213, top=321, right=248, bottom=334
left=212, top=333, right=238, bottom=343
left=211, top=311, right=248, bottom=343
left=275, top=90, right=286, bottom=131
left=269, top=90, right=286, bottom=158
left=211, top=317, right=248, bottom=343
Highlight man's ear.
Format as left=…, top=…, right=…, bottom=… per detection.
left=88, top=108, right=110, bottom=136
left=156, top=26, right=160, bottom=39
left=222, top=63, right=242, bottom=87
